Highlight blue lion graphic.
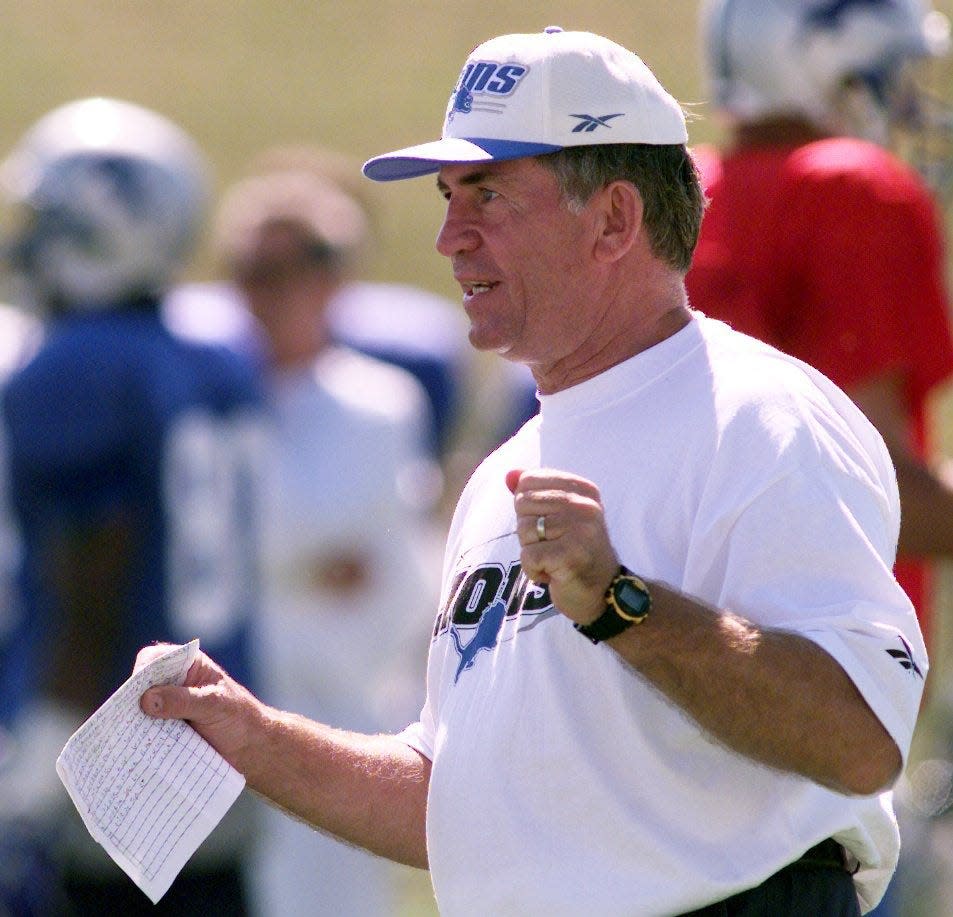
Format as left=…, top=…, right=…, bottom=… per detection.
left=449, top=599, right=507, bottom=683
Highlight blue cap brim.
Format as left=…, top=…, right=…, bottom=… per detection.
left=363, top=137, right=563, bottom=182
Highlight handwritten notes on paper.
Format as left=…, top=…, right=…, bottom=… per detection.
left=56, top=640, right=245, bottom=904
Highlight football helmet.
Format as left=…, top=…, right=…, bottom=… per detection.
left=700, top=0, right=953, bottom=184
left=0, top=97, right=209, bottom=312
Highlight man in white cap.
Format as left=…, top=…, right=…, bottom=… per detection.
left=137, top=28, right=923, bottom=915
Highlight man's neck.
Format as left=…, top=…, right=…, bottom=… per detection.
left=731, top=116, right=831, bottom=150
left=532, top=280, right=692, bottom=396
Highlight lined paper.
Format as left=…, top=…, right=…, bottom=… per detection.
left=56, top=640, right=245, bottom=903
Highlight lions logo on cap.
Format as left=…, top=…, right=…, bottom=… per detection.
left=449, top=60, right=529, bottom=118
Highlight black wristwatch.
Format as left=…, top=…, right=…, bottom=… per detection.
left=574, top=566, right=652, bottom=644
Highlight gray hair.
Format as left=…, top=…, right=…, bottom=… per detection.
left=536, top=144, right=705, bottom=272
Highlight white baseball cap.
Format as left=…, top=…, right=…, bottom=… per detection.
left=363, top=27, right=688, bottom=182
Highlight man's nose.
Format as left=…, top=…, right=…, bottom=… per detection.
left=435, top=200, right=480, bottom=257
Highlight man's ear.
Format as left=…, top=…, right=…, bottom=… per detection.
left=592, top=180, right=643, bottom=263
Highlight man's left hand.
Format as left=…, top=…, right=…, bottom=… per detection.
left=506, top=467, right=619, bottom=626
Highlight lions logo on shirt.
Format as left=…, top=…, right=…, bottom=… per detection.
left=435, top=554, right=556, bottom=682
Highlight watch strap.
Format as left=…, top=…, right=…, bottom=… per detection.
left=574, top=566, right=651, bottom=644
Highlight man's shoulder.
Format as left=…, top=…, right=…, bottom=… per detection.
left=698, top=317, right=887, bottom=457
left=784, top=137, right=928, bottom=198
left=316, top=345, right=431, bottom=426
left=33, top=310, right=243, bottom=373
left=5, top=310, right=260, bottom=425
left=706, top=137, right=930, bottom=204
left=5, top=315, right=120, bottom=391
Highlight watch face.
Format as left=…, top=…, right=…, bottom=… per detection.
left=616, top=578, right=650, bottom=618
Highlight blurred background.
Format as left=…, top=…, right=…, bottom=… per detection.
left=6, top=0, right=948, bottom=604
left=0, top=0, right=717, bottom=299
left=3, top=2, right=953, bottom=914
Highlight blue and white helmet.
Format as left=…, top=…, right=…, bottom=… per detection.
left=0, top=97, right=209, bottom=312
left=700, top=0, right=951, bottom=133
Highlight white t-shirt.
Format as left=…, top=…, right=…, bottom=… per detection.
left=400, top=313, right=925, bottom=916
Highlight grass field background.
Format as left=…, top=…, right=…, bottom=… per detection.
left=0, top=1, right=716, bottom=297
left=2, top=1, right=951, bottom=297
left=3, top=3, right=953, bottom=913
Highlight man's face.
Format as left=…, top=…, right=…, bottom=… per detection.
left=435, top=157, right=603, bottom=368
left=230, top=221, right=331, bottom=329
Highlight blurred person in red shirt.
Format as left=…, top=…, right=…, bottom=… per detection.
left=688, top=0, right=953, bottom=651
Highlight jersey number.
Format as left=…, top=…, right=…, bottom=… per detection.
left=163, top=408, right=264, bottom=643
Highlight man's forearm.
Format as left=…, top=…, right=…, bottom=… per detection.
left=893, top=451, right=953, bottom=558
left=847, top=371, right=953, bottom=559
left=606, top=581, right=902, bottom=795
left=139, top=649, right=432, bottom=870
left=242, top=708, right=431, bottom=868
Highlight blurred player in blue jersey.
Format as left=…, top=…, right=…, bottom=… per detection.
left=0, top=301, right=41, bottom=715
left=0, top=98, right=267, bottom=915
left=0, top=300, right=45, bottom=914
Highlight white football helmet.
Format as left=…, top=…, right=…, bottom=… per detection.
left=700, top=0, right=953, bottom=179
left=0, top=97, right=209, bottom=312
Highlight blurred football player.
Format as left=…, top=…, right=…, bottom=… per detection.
left=0, top=98, right=266, bottom=915
left=688, top=0, right=953, bottom=649
left=687, top=3, right=953, bottom=913
left=164, top=144, right=541, bottom=513
left=210, top=160, right=441, bottom=917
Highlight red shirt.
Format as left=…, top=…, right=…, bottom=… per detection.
left=686, top=138, right=953, bottom=639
